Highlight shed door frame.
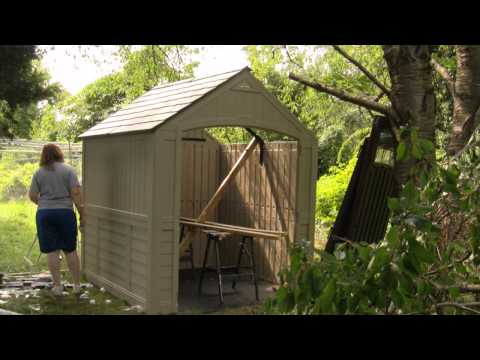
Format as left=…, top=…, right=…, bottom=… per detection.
left=167, top=123, right=317, bottom=311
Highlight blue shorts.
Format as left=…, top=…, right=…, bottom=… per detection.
left=36, top=209, right=78, bottom=254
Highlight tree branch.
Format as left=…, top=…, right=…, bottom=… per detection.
left=150, top=45, right=158, bottom=79
left=332, top=45, right=391, bottom=99
left=435, top=302, right=480, bottom=314
left=155, top=45, right=180, bottom=77
left=283, top=45, right=304, bottom=70
left=432, top=281, right=480, bottom=293
left=374, top=92, right=386, bottom=102
left=425, top=251, right=471, bottom=276
left=289, top=72, right=392, bottom=116
left=431, top=58, right=455, bottom=96
left=449, top=99, right=480, bottom=157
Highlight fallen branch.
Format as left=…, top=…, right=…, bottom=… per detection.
left=425, top=251, right=471, bottom=276
left=431, top=281, right=480, bottom=294
left=435, top=302, right=480, bottom=314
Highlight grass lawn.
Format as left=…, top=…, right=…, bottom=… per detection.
left=0, top=283, right=139, bottom=315
left=0, top=199, right=48, bottom=273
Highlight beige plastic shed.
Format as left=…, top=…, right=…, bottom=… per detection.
left=79, top=67, right=317, bottom=314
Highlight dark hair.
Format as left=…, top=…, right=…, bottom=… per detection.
left=40, top=144, right=64, bottom=167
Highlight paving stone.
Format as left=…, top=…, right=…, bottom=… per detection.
left=31, top=282, right=51, bottom=289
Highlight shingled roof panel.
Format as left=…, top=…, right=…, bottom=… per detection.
left=79, top=67, right=247, bottom=138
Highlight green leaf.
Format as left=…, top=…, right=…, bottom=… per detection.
left=448, top=286, right=461, bottom=299
left=410, top=128, right=419, bottom=144
left=391, top=289, right=404, bottom=307
left=442, top=166, right=460, bottom=185
left=367, top=247, right=390, bottom=275
left=455, top=263, right=468, bottom=275
left=276, top=287, right=295, bottom=313
left=404, top=215, right=432, bottom=232
left=386, top=226, right=400, bottom=249
left=419, top=139, right=434, bottom=154
left=357, top=245, right=371, bottom=263
left=387, top=197, right=401, bottom=212
left=417, top=279, right=426, bottom=294
left=402, top=255, right=421, bottom=275
left=411, top=143, right=423, bottom=159
left=316, top=278, right=337, bottom=313
left=397, top=141, right=407, bottom=161
left=402, top=181, right=418, bottom=206
left=410, top=240, right=436, bottom=264
left=398, top=273, right=414, bottom=294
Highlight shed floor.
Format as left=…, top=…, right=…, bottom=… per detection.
left=177, top=269, right=276, bottom=314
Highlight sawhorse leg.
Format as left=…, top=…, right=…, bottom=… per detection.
left=232, top=236, right=259, bottom=301
left=198, top=235, right=211, bottom=296
left=232, top=237, right=246, bottom=290
left=214, top=236, right=224, bottom=305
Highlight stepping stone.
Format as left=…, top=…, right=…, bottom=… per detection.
left=31, top=282, right=51, bottom=289
left=2, top=282, right=23, bottom=288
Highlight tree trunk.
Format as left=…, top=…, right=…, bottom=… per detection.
left=435, top=46, right=480, bottom=248
left=382, top=45, right=436, bottom=185
left=448, top=46, right=480, bottom=155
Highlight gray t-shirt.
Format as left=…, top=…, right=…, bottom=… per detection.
left=29, top=162, right=81, bottom=209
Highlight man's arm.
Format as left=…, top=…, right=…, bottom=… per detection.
left=71, top=185, right=85, bottom=227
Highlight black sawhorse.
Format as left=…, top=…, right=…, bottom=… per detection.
left=198, top=230, right=259, bottom=305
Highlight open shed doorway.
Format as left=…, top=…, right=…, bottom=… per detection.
left=177, top=127, right=299, bottom=311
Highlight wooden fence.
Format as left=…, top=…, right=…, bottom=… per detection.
left=218, top=142, right=297, bottom=282
left=0, top=138, right=82, bottom=163
left=180, top=131, right=299, bottom=283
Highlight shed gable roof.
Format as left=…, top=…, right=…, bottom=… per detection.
left=79, top=68, right=247, bottom=138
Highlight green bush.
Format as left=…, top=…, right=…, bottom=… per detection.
left=266, top=129, right=480, bottom=315
left=0, top=158, right=38, bottom=201
left=315, top=157, right=356, bottom=227
left=0, top=154, right=82, bottom=201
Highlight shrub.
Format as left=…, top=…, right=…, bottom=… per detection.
left=0, top=158, right=38, bottom=201
left=315, top=157, right=356, bottom=227
left=266, top=129, right=480, bottom=315
left=0, top=153, right=82, bottom=201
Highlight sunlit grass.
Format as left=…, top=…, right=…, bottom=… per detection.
left=0, top=285, right=139, bottom=315
left=0, top=200, right=47, bottom=273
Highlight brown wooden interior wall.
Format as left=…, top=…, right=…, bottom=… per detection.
left=180, top=132, right=297, bottom=283
left=217, top=142, right=297, bottom=283
left=180, top=130, right=220, bottom=269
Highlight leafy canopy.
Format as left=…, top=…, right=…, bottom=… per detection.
left=244, top=45, right=386, bottom=174
left=0, top=46, right=63, bottom=138
left=41, top=45, right=199, bottom=142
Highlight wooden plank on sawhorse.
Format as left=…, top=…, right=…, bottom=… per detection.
left=179, top=135, right=260, bottom=257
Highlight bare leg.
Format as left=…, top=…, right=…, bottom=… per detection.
left=47, top=251, right=62, bottom=287
left=64, top=250, right=81, bottom=287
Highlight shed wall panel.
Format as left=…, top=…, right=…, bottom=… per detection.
left=82, top=134, right=153, bottom=306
